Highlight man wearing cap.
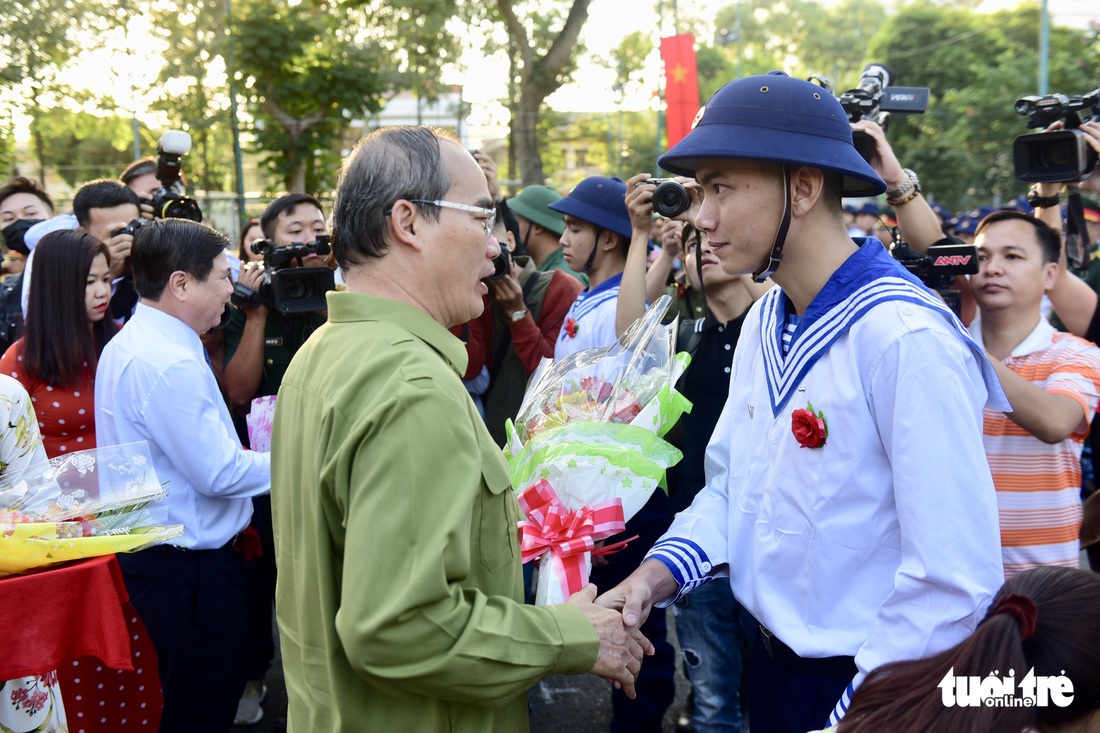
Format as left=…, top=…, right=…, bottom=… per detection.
left=549, top=176, right=634, bottom=360
left=597, top=71, right=1006, bottom=732
left=509, top=184, right=588, bottom=286
left=847, top=201, right=879, bottom=237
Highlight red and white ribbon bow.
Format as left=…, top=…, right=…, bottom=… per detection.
left=517, top=479, right=626, bottom=599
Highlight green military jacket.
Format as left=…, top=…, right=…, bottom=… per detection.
left=271, top=291, right=599, bottom=732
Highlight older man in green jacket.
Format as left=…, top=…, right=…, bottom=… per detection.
left=271, top=126, right=650, bottom=732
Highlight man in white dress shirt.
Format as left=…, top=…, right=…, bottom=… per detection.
left=95, top=218, right=271, bottom=732
left=597, top=72, right=1007, bottom=733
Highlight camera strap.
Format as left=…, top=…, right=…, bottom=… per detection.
left=752, top=165, right=793, bottom=283
left=1065, top=189, right=1090, bottom=274
left=582, top=226, right=604, bottom=275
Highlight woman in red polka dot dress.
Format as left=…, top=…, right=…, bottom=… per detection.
left=0, top=229, right=115, bottom=458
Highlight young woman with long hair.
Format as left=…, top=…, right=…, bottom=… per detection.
left=819, top=566, right=1100, bottom=733
left=0, top=229, right=115, bottom=457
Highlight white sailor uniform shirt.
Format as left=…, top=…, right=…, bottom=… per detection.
left=554, top=273, right=622, bottom=360
left=646, top=240, right=1007, bottom=722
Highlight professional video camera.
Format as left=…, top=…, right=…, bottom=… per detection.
left=641, top=178, right=692, bottom=218
left=231, top=235, right=335, bottom=314
left=837, top=64, right=930, bottom=163
left=149, top=130, right=203, bottom=222
left=1013, top=88, right=1100, bottom=183
left=891, top=233, right=977, bottom=317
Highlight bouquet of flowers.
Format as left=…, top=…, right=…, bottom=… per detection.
left=504, top=295, right=692, bottom=604
left=0, top=441, right=182, bottom=577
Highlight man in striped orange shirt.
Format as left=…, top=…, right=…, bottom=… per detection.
left=969, top=210, right=1100, bottom=578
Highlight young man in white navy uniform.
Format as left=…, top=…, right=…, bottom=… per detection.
left=596, top=71, right=1007, bottom=733
left=550, top=176, right=632, bottom=360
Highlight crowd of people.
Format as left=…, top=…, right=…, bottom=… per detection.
left=2, top=68, right=1100, bottom=733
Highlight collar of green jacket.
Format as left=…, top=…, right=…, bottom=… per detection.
left=326, top=291, right=468, bottom=377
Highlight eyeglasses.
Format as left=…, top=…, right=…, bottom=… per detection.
left=409, top=199, right=496, bottom=240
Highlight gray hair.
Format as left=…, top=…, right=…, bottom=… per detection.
left=330, top=126, right=456, bottom=269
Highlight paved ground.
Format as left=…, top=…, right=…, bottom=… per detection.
left=235, top=614, right=691, bottom=733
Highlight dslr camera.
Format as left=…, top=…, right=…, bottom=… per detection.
left=231, top=235, right=335, bottom=314
left=837, top=64, right=930, bottom=162
left=150, top=130, right=203, bottom=222
left=1013, top=88, right=1100, bottom=183
left=111, top=217, right=151, bottom=238
left=641, top=178, right=692, bottom=218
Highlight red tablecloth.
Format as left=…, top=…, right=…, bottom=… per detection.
left=0, top=555, right=133, bottom=680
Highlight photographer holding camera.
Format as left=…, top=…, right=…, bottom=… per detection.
left=221, top=192, right=330, bottom=725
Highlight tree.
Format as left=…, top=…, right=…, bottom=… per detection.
left=0, top=0, right=124, bottom=182
left=865, top=3, right=1095, bottom=211
left=497, top=0, right=593, bottom=186
left=33, top=103, right=157, bottom=188
left=230, top=0, right=391, bottom=193
left=148, top=0, right=236, bottom=193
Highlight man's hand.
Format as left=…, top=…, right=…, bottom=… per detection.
left=97, top=222, right=135, bottom=279
left=486, top=261, right=525, bottom=316
left=473, top=152, right=503, bottom=202
left=851, top=120, right=906, bottom=189
left=625, top=173, right=655, bottom=235
left=1077, top=120, right=1100, bottom=193
left=659, top=220, right=685, bottom=263
left=595, top=559, right=679, bottom=628
left=568, top=584, right=653, bottom=698
left=236, top=262, right=269, bottom=318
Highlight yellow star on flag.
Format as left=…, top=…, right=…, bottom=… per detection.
left=670, top=64, right=688, bottom=84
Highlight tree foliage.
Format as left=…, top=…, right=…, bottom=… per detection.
left=33, top=104, right=157, bottom=188
left=867, top=3, right=1096, bottom=211
left=0, top=0, right=125, bottom=181
left=230, top=0, right=394, bottom=194
left=148, top=0, right=236, bottom=193
left=496, top=0, right=594, bottom=186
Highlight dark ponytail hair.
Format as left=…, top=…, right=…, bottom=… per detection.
left=839, top=567, right=1100, bottom=733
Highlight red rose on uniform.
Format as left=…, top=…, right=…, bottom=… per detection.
left=791, top=403, right=827, bottom=449
left=564, top=317, right=578, bottom=338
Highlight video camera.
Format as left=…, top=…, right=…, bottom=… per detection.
left=891, top=235, right=977, bottom=317
left=231, top=235, right=335, bottom=314
left=1013, top=88, right=1100, bottom=183
left=641, top=178, right=692, bottom=218
left=837, top=64, right=930, bottom=163
left=150, top=130, right=203, bottom=222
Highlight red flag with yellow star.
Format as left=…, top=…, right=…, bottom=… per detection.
left=660, top=34, right=699, bottom=148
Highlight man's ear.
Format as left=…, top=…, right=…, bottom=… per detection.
left=790, top=166, right=826, bottom=217
left=388, top=200, right=426, bottom=253
left=165, top=270, right=190, bottom=302
left=1043, top=260, right=1059, bottom=292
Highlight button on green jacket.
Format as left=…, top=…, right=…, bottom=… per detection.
left=271, top=291, right=599, bottom=732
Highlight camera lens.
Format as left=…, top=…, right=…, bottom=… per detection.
left=652, top=181, right=691, bottom=218
left=1037, top=138, right=1076, bottom=169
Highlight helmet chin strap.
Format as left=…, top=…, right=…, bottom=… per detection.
left=582, top=226, right=604, bottom=275
left=752, top=164, right=793, bottom=283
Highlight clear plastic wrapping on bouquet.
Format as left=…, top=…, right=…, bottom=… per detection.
left=0, top=441, right=183, bottom=576
left=504, top=296, right=693, bottom=604
left=510, top=295, right=687, bottom=444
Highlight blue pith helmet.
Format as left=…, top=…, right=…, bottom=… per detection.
left=659, top=71, right=886, bottom=197
left=547, top=176, right=632, bottom=240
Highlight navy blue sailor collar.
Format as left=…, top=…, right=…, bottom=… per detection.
left=759, top=237, right=1007, bottom=416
